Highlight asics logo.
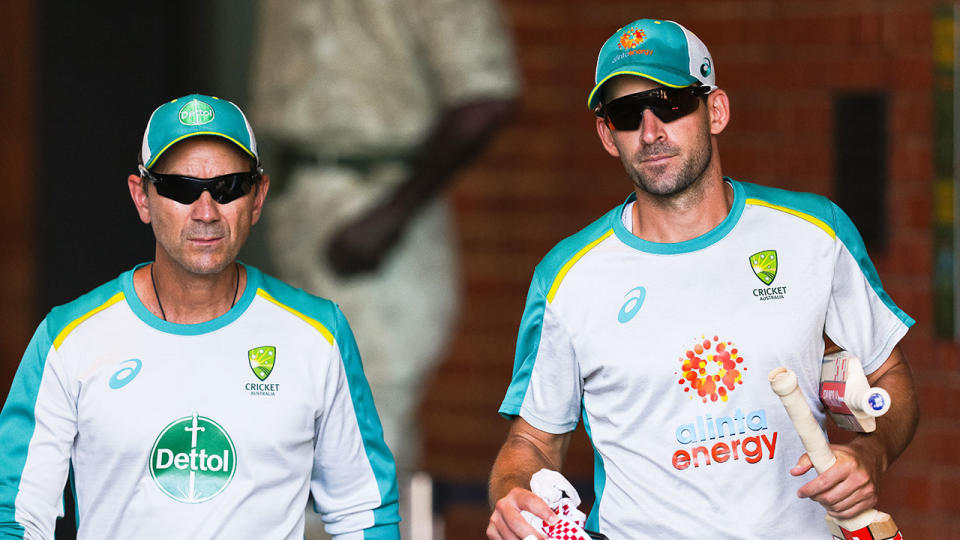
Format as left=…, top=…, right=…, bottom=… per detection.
left=618, top=286, right=646, bottom=323
left=109, top=358, right=142, bottom=389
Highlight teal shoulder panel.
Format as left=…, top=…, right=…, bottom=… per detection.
left=741, top=182, right=913, bottom=326
left=45, top=273, right=127, bottom=345
left=257, top=269, right=400, bottom=527
left=498, top=277, right=547, bottom=418
left=536, top=204, right=622, bottom=295
left=0, top=272, right=127, bottom=534
left=829, top=204, right=915, bottom=327
left=739, top=181, right=836, bottom=231
left=498, top=205, right=619, bottom=419
left=254, top=268, right=339, bottom=331
left=362, top=522, right=401, bottom=539
left=331, top=308, right=401, bottom=528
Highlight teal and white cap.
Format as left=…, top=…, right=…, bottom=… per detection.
left=140, top=94, right=259, bottom=169
left=587, top=19, right=715, bottom=110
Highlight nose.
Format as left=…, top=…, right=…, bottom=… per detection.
left=190, top=190, right=221, bottom=222
left=638, top=108, right=666, bottom=145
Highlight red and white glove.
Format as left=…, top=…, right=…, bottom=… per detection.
left=520, top=470, right=591, bottom=540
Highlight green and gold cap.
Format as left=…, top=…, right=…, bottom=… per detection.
left=587, top=19, right=715, bottom=110
left=140, top=94, right=259, bottom=169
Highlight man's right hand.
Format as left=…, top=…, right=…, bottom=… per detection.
left=486, top=487, right=558, bottom=540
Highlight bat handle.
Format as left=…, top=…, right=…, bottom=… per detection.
left=770, top=368, right=836, bottom=472
left=769, top=368, right=879, bottom=532
left=859, top=387, right=892, bottom=417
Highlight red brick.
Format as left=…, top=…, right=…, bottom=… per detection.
left=938, top=476, right=960, bottom=512
left=879, top=470, right=932, bottom=509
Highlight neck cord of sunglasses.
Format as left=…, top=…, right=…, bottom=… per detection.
left=150, top=262, right=240, bottom=321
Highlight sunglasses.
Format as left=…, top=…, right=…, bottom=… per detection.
left=139, top=165, right=262, bottom=204
left=597, top=86, right=711, bottom=131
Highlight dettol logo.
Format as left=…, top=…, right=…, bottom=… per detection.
left=150, top=413, right=236, bottom=503
left=178, top=99, right=215, bottom=126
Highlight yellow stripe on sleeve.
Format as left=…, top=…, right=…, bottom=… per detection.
left=256, top=289, right=334, bottom=345
left=546, top=229, right=614, bottom=303
left=745, top=198, right=836, bottom=239
left=53, top=292, right=126, bottom=350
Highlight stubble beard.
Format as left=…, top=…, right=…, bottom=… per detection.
left=622, top=129, right=713, bottom=201
left=154, top=220, right=238, bottom=276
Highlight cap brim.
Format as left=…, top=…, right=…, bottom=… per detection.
left=587, top=68, right=699, bottom=109
left=145, top=131, right=258, bottom=169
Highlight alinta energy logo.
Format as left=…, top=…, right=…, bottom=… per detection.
left=618, top=26, right=646, bottom=50
left=179, top=99, right=215, bottom=126
left=611, top=25, right=655, bottom=63
left=246, top=346, right=279, bottom=396
left=670, top=337, right=779, bottom=472
left=150, top=413, right=236, bottom=503
left=675, top=335, right=746, bottom=403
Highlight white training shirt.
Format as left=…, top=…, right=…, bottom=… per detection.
left=0, top=264, right=399, bottom=539
left=500, top=179, right=913, bottom=539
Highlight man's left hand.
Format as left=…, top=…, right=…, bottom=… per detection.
left=791, top=441, right=883, bottom=519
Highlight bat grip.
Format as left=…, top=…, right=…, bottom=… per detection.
left=770, top=368, right=836, bottom=472
left=769, top=368, right=878, bottom=531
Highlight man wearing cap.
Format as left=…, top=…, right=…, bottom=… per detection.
left=487, top=19, right=917, bottom=539
left=0, top=94, right=399, bottom=539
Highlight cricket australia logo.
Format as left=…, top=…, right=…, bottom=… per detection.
left=248, top=346, right=276, bottom=381
left=149, top=413, right=236, bottom=503
left=749, top=250, right=787, bottom=301
left=246, top=346, right=280, bottom=396
left=749, top=250, right=778, bottom=285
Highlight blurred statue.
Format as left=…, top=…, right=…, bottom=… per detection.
left=250, top=0, right=519, bottom=536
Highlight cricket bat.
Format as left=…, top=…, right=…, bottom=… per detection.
left=820, top=351, right=891, bottom=433
left=769, top=368, right=902, bottom=540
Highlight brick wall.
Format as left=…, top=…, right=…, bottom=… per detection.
left=0, top=1, right=36, bottom=390
left=0, top=1, right=956, bottom=537
left=421, top=1, right=960, bottom=536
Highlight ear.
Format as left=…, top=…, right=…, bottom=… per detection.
left=596, top=115, right=621, bottom=157
left=706, top=89, right=730, bottom=135
left=128, top=173, right=152, bottom=224
left=250, top=174, right=271, bottom=226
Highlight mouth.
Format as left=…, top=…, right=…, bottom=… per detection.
left=641, top=154, right=673, bottom=164
left=188, top=236, right=225, bottom=247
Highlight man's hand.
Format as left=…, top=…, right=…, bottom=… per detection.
left=791, top=344, right=917, bottom=519
left=487, top=487, right=557, bottom=540
left=791, top=441, right=883, bottom=519
left=488, top=418, right=572, bottom=540
left=325, top=205, right=404, bottom=276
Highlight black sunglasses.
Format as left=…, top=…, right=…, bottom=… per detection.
left=139, top=165, right=262, bottom=205
left=597, top=86, right=711, bottom=131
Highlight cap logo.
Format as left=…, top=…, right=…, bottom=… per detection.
left=700, top=58, right=712, bottom=77
left=178, top=99, right=215, bottom=126
left=618, top=27, right=647, bottom=50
